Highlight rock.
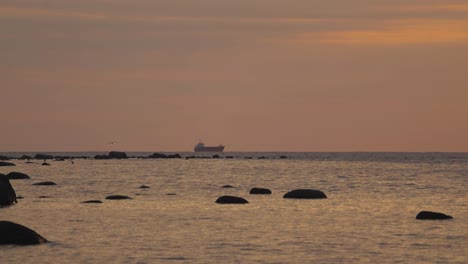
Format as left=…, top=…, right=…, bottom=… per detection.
left=149, top=153, right=167, bottom=158
left=212, top=155, right=221, bottom=159
left=280, top=156, right=287, bottom=159
left=81, top=200, right=103, bottom=204
left=167, top=154, right=182, bottom=159
left=41, top=162, right=50, bottom=166
left=283, top=189, right=327, bottom=199
left=226, top=156, right=234, bottom=159
left=32, top=181, right=57, bottom=186
left=166, top=193, right=177, bottom=196
left=94, top=154, right=109, bottom=160
left=38, top=196, right=51, bottom=199
left=7, top=172, right=31, bottom=180
left=0, top=161, right=16, bottom=167
left=222, top=185, right=235, bottom=188
left=244, top=157, right=253, bottom=159
left=215, top=195, right=249, bottom=204
left=20, top=155, right=32, bottom=160
left=0, top=174, right=17, bottom=206
left=108, top=151, right=128, bottom=159
left=138, top=185, right=150, bottom=189
left=105, top=195, right=132, bottom=200
left=17, top=196, right=24, bottom=199
left=34, top=153, right=54, bottom=160
left=0, top=221, right=47, bottom=245
left=416, top=211, right=453, bottom=220
left=249, top=187, right=272, bottom=195
left=0, top=155, right=10, bottom=160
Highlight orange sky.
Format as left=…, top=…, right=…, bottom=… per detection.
left=1, top=1, right=468, bottom=152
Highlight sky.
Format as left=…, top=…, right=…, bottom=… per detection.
left=1, top=0, right=468, bottom=152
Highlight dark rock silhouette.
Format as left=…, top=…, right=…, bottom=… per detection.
left=249, top=187, right=272, bottom=195
left=416, top=211, right=453, bottom=220
left=215, top=195, right=249, bottom=204
left=0, top=221, right=47, bottom=245
left=38, top=196, right=51, bottom=199
left=0, top=155, right=10, bottom=160
left=222, top=185, right=235, bottom=188
left=166, top=193, right=177, bottom=196
left=226, top=156, right=234, bottom=159
left=212, top=154, right=221, bottom=159
left=20, top=155, right=32, bottom=160
left=108, top=151, right=128, bottom=159
left=105, top=195, right=132, bottom=200
left=34, top=153, right=53, bottom=160
left=32, top=181, right=57, bottom=186
left=94, top=154, right=109, bottom=160
left=0, top=161, right=16, bottom=167
left=0, top=174, right=17, bottom=206
left=7, top=172, right=31, bottom=180
left=280, top=156, right=287, bottom=159
left=283, top=189, right=327, bottom=199
left=81, top=200, right=103, bottom=204
left=41, top=162, right=50, bottom=166
left=148, top=153, right=182, bottom=159
left=138, top=185, right=151, bottom=189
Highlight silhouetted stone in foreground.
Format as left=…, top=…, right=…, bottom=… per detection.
left=32, top=181, right=57, bottom=186
left=215, top=195, right=249, bottom=204
left=249, top=187, right=272, bottom=195
left=108, top=151, right=128, bottom=159
left=105, top=195, right=132, bottom=200
left=0, top=161, right=15, bottom=167
left=81, top=200, right=103, bottom=204
left=283, top=189, right=327, bottom=199
left=416, top=211, right=453, bottom=220
left=7, top=172, right=31, bottom=180
left=0, top=221, right=47, bottom=245
left=0, top=174, right=17, bottom=206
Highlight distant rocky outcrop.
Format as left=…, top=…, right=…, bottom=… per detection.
left=32, top=181, right=57, bottom=186
left=215, top=195, right=249, bottom=204
left=283, top=189, right=327, bottom=199
left=148, top=153, right=182, bottom=159
left=0, top=221, right=47, bottom=245
left=34, top=153, right=54, bottom=160
left=0, top=174, right=17, bottom=206
left=94, top=154, right=109, bottom=160
left=249, top=187, right=272, bottom=195
left=108, top=151, right=128, bottom=159
left=7, top=172, right=31, bottom=180
left=0, top=155, right=11, bottom=160
left=20, top=155, right=32, bottom=160
left=416, top=211, right=453, bottom=220
left=105, top=195, right=132, bottom=200
left=0, top=161, right=16, bottom=167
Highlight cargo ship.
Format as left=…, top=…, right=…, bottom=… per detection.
left=194, top=141, right=225, bottom=152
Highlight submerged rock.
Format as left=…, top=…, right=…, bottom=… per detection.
left=32, top=181, right=57, bottom=186
left=222, top=185, right=235, bottom=188
left=105, top=195, right=132, bottom=200
left=81, top=200, right=103, bottom=204
left=283, top=189, right=327, bottom=199
left=138, top=185, right=151, bottom=189
left=7, top=172, right=31, bottom=180
left=0, top=174, right=17, bottom=206
left=416, top=211, right=453, bottom=220
left=215, top=195, right=249, bottom=204
left=0, top=221, right=47, bottom=245
left=0, top=161, right=16, bottom=167
left=41, top=162, right=50, bottom=166
left=249, top=187, right=272, bottom=195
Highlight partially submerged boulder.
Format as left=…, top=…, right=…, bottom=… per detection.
left=81, top=200, right=103, bottom=204
left=0, top=161, right=15, bottom=167
left=0, top=221, right=47, bottom=245
left=105, top=195, right=132, bottom=200
left=108, top=151, right=128, bottom=159
left=249, top=187, right=272, bottom=195
left=32, top=181, right=57, bottom=186
left=7, top=172, right=31, bottom=180
left=215, top=195, right=249, bottom=204
left=0, top=174, right=17, bottom=206
left=416, top=211, right=453, bottom=220
left=283, top=189, right=327, bottom=199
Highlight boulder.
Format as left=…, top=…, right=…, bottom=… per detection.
left=138, top=185, right=151, bottom=189
left=249, top=187, right=272, bottom=195
left=41, top=162, right=50, bottom=166
left=81, top=200, right=103, bottom=204
left=222, top=185, right=235, bottom=188
left=167, top=154, right=182, bottom=159
left=0, top=155, right=10, bottom=160
left=20, top=155, right=32, bottom=160
left=0, top=221, right=47, bottom=245
left=105, top=195, right=132, bottom=200
left=0, top=174, right=17, bottom=206
left=212, top=155, right=221, bottom=159
left=94, top=154, right=109, bottom=160
left=108, top=151, right=128, bottom=159
left=149, top=153, right=167, bottom=158
left=215, top=195, right=249, bottom=204
left=7, top=172, right=31, bottom=180
left=0, top=161, right=16, bottom=167
left=32, top=181, right=57, bottom=186
left=283, top=189, right=327, bottom=199
left=416, top=211, right=453, bottom=220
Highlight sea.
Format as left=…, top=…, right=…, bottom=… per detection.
left=1, top=152, right=467, bottom=264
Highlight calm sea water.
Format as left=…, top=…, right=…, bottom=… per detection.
left=1, top=152, right=467, bottom=263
